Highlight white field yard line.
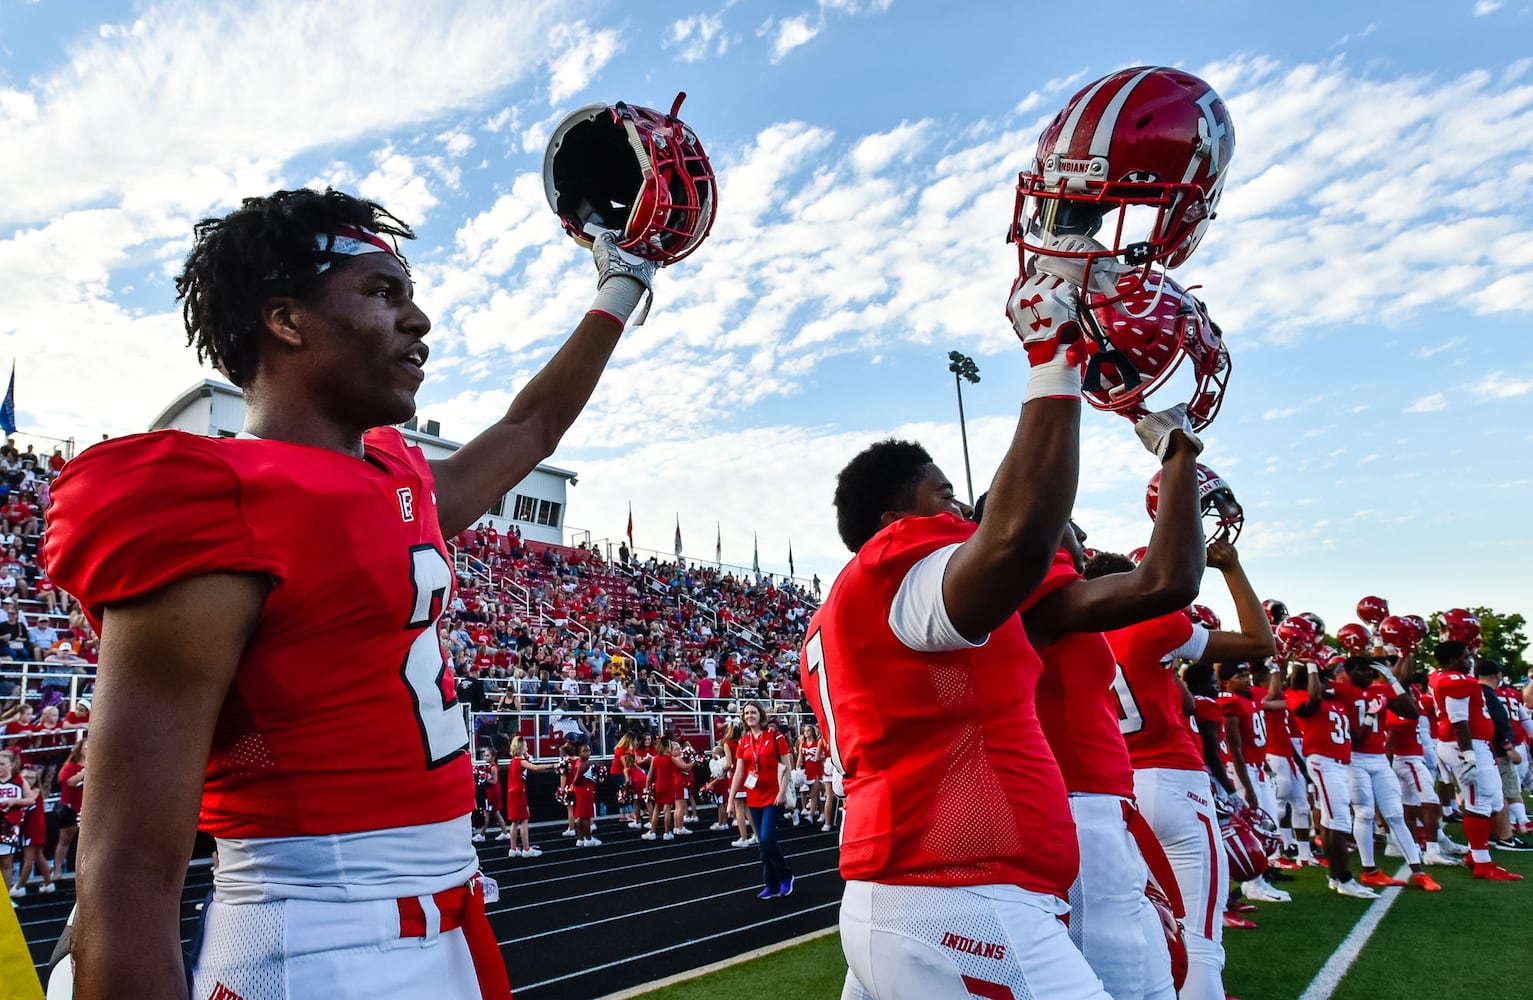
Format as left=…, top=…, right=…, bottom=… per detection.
left=1296, top=865, right=1412, bottom=1000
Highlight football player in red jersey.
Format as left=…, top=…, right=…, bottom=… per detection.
left=1341, top=656, right=1442, bottom=892
left=1091, top=536, right=1273, bottom=1000
left=800, top=262, right=1108, bottom=996
left=1430, top=641, right=1521, bottom=880
left=45, top=188, right=660, bottom=999
left=1015, top=403, right=1204, bottom=1000
left=1384, top=680, right=1457, bottom=866
left=1215, top=663, right=1293, bottom=903
left=1290, top=657, right=1379, bottom=897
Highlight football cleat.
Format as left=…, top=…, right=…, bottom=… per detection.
left=1473, top=863, right=1524, bottom=882
left=1410, top=873, right=1443, bottom=892
left=1358, top=869, right=1406, bottom=888
left=1421, top=845, right=1459, bottom=867
left=1330, top=879, right=1381, bottom=899
left=1222, top=911, right=1258, bottom=930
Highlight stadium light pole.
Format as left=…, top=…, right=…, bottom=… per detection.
left=947, top=350, right=981, bottom=507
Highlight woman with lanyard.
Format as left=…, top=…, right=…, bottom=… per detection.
left=730, top=701, right=794, bottom=898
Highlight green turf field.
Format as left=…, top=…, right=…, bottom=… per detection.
left=630, top=845, right=1533, bottom=999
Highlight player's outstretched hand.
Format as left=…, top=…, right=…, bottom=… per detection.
left=1007, top=271, right=1090, bottom=402
left=1134, top=403, right=1203, bottom=461
left=589, top=230, right=656, bottom=327
left=1206, top=538, right=1240, bottom=572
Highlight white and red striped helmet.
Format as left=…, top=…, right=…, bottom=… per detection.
left=1012, top=66, right=1235, bottom=294
left=543, top=92, right=717, bottom=265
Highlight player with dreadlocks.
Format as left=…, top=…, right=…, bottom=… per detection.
left=46, top=187, right=660, bottom=999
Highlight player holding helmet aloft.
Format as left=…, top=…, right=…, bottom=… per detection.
left=44, top=168, right=688, bottom=995
left=1081, top=533, right=1273, bottom=1000
left=1007, top=401, right=1204, bottom=1000
left=1341, top=655, right=1443, bottom=891
left=1429, top=641, right=1522, bottom=880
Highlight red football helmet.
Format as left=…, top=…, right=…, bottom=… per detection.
left=1262, top=599, right=1289, bottom=628
left=1402, top=614, right=1429, bottom=646
left=1012, top=66, right=1236, bottom=294
left=1298, top=612, right=1327, bottom=643
left=1080, top=271, right=1232, bottom=428
left=1336, top=623, right=1371, bottom=653
left=1442, top=608, right=1482, bottom=650
left=543, top=93, right=717, bottom=265
left=1081, top=546, right=1101, bottom=562
left=1222, top=807, right=1270, bottom=882
left=1356, top=595, right=1390, bottom=626
left=1145, top=879, right=1188, bottom=991
left=1128, top=546, right=1148, bottom=565
left=1275, top=616, right=1319, bottom=660
left=1188, top=604, right=1222, bottom=630
left=1378, top=615, right=1415, bottom=651
left=1146, top=463, right=1243, bottom=542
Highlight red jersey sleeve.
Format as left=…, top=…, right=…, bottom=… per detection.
left=1193, top=696, right=1225, bottom=724
left=1130, top=612, right=1195, bottom=666
left=45, top=432, right=289, bottom=629
left=1017, top=549, right=1078, bottom=614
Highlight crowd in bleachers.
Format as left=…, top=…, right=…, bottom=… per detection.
left=0, top=438, right=91, bottom=899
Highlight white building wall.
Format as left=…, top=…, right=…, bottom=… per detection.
left=150, top=380, right=573, bottom=544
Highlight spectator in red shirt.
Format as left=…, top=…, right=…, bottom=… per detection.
left=54, top=736, right=87, bottom=879
left=730, top=701, right=793, bottom=898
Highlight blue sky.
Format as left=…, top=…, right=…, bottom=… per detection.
left=1, top=0, right=1531, bottom=642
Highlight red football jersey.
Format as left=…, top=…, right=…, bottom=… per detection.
left=1429, top=670, right=1492, bottom=742
left=1219, top=692, right=1263, bottom=767
left=1498, top=684, right=1528, bottom=746
left=800, top=513, right=1076, bottom=896
left=1286, top=681, right=1363, bottom=763
left=1105, top=613, right=1204, bottom=772
left=1026, top=550, right=1135, bottom=796
left=1385, top=707, right=1423, bottom=757
left=45, top=428, right=473, bottom=840
left=1350, top=683, right=1395, bottom=756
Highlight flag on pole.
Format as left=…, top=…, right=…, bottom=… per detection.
left=626, top=502, right=634, bottom=548
left=752, top=532, right=760, bottom=573
left=715, top=522, right=722, bottom=566
left=0, top=362, right=15, bottom=437
left=789, top=541, right=795, bottom=579
left=674, top=516, right=683, bottom=561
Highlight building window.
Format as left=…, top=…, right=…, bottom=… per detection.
left=489, top=495, right=505, bottom=518
left=513, top=494, right=537, bottom=521
left=535, top=499, right=561, bottom=527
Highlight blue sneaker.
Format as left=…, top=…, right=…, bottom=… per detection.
left=757, top=886, right=778, bottom=899
left=779, top=876, right=795, bottom=897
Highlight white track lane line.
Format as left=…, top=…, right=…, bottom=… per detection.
left=1296, top=864, right=1412, bottom=1000
left=515, top=899, right=842, bottom=992
left=498, top=864, right=843, bottom=944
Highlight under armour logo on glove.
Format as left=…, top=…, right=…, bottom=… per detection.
left=1007, top=272, right=1089, bottom=366
left=1015, top=294, right=1052, bottom=332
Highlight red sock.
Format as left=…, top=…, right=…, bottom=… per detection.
left=1463, top=813, right=1492, bottom=852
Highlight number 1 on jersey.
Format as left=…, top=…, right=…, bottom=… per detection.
left=804, top=630, right=847, bottom=774
left=402, top=544, right=470, bottom=768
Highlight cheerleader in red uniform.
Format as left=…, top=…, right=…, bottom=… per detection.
left=798, top=723, right=828, bottom=825
left=722, top=721, right=754, bottom=846
left=612, top=732, right=646, bottom=829
left=472, top=745, right=510, bottom=843
left=504, top=736, right=552, bottom=858
left=707, top=742, right=733, bottom=830
left=0, top=749, right=29, bottom=897
left=571, top=741, right=602, bottom=846
left=15, top=763, right=54, bottom=894
left=555, top=741, right=579, bottom=837
left=643, top=737, right=681, bottom=841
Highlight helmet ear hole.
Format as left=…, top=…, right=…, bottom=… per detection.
left=549, top=112, right=643, bottom=235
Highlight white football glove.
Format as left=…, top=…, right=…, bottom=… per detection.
left=1458, top=755, right=1479, bottom=790
left=1032, top=234, right=1133, bottom=297
left=589, top=229, right=655, bottom=327
left=1007, top=271, right=1089, bottom=403
left=1134, top=402, right=1205, bottom=461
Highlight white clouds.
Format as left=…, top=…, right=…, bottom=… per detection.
left=664, top=13, right=731, bottom=63
left=1471, top=370, right=1533, bottom=399
left=1263, top=407, right=1299, bottom=420
left=1405, top=393, right=1448, bottom=413
left=1473, top=0, right=1503, bottom=14
left=763, top=14, right=818, bottom=62
left=543, top=21, right=622, bottom=105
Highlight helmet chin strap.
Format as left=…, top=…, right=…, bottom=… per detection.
left=1116, top=263, right=1170, bottom=320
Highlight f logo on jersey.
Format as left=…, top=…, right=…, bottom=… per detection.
left=397, top=487, right=415, bottom=522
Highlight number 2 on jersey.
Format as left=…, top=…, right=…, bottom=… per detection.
left=402, top=544, right=470, bottom=767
